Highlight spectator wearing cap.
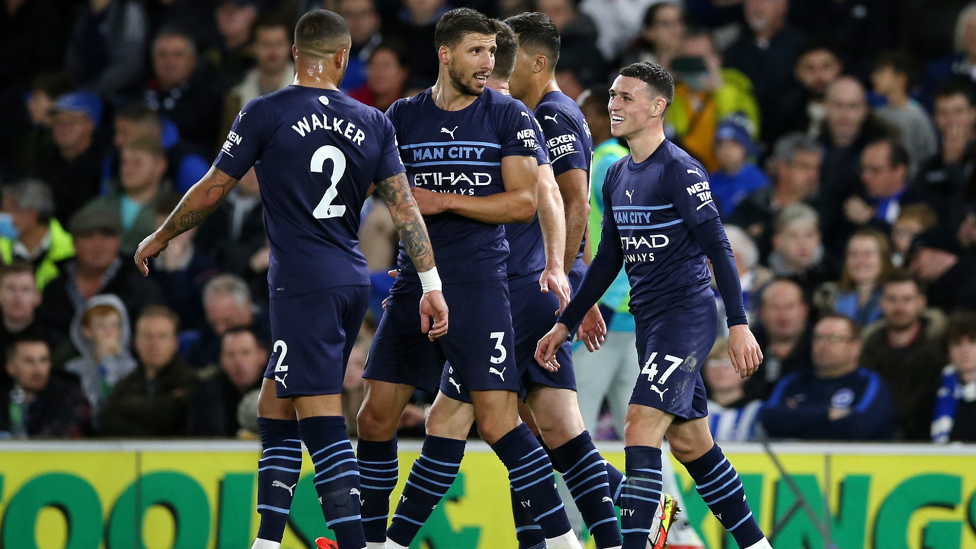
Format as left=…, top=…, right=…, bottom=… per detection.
left=86, top=135, right=172, bottom=255
left=144, top=27, right=224, bottom=153
left=723, top=0, right=807, bottom=145
left=760, top=314, right=895, bottom=441
left=871, top=51, right=938, bottom=175
left=30, top=92, right=104, bottom=223
left=64, top=0, right=147, bottom=98
left=931, top=310, right=976, bottom=443
left=349, top=42, right=410, bottom=112
left=339, top=0, right=384, bottom=92
left=777, top=39, right=843, bottom=143
left=909, top=227, right=976, bottom=313
left=732, top=132, right=823, bottom=262
left=41, top=201, right=164, bottom=341
left=711, top=118, right=768, bottom=218
left=0, top=180, right=74, bottom=290
left=109, top=103, right=209, bottom=194
left=220, top=17, right=294, bottom=141
left=666, top=29, right=760, bottom=174
left=860, top=270, right=946, bottom=440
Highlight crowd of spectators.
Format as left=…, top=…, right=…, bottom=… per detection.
left=0, top=0, right=975, bottom=443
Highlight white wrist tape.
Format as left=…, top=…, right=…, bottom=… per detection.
left=418, top=267, right=442, bottom=294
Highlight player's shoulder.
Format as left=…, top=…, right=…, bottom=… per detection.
left=482, top=87, right=529, bottom=115
left=662, top=140, right=708, bottom=177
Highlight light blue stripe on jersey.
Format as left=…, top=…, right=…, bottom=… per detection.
left=400, top=141, right=502, bottom=150
left=617, top=219, right=683, bottom=230
left=614, top=204, right=675, bottom=211
left=403, top=161, right=501, bottom=168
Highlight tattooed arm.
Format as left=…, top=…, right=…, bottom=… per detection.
left=374, top=172, right=436, bottom=272
left=135, top=167, right=238, bottom=275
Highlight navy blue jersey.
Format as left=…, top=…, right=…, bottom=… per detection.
left=214, top=86, right=404, bottom=299
left=535, top=91, right=593, bottom=259
left=388, top=88, right=539, bottom=283
left=505, top=108, right=551, bottom=283
left=603, top=140, right=719, bottom=320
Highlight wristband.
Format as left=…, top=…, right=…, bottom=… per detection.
left=418, top=267, right=442, bottom=294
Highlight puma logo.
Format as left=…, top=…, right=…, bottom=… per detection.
left=602, top=496, right=613, bottom=504
left=489, top=367, right=506, bottom=381
left=441, top=126, right=458, bottom=139
left=350, top=488, right=361, bottom=497
left=520, top=500, right=531, bottom=508
left=448, top=377, right=462, bottom=393
left=716, top=513, right=722, bottom=520
left=687, top=168, right=701, bottom=176
left=520, top=111, right=530, bottom=118
left=275, top=374, right=288, bottom=388
left=273, top=480, right=296, bottom=496
left=544, top=114, right=560, bottom=124
left=625, top=189, right=635, bottom=204
left=650, top=385, right=668, bottom=401
left=400, top=495, right=408, bottom=503
left=238, top=110, right=246, bottom=120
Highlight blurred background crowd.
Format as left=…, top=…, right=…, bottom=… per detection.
left=0, top=0, right=975, bottom=444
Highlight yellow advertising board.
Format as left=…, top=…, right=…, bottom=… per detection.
left=0, top=442, right=974, bottom=549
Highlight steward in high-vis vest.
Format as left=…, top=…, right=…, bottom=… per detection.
left=0, top=180, right=74, bottom=290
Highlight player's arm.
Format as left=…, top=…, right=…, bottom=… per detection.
left=536, top=163, right=571, bottom=312
left=555, top=168, right=590, bottom=271
left=135, top=166, right=238, bottom=274
left=412, top=155, right=538, bottom=224
left=375, top=171, right=448, bottom=340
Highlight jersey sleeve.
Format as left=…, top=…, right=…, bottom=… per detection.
left=213, top=97, right=275, bottom=180
left=668, top=159, right=720, bottom=229
left=536, top=103, right=588, bottom=177
left=498, top=100, right=540, bottom=158
left=373, top=112, right=406, bottom=184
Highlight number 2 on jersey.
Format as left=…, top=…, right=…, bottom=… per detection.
left=310, top=145, right=347, bottom=219
left=641, top=351, right=682, bottom=385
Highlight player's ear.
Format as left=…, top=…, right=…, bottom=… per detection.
left=292, top=44, right=298, bottom=60
left=438, top=45, right=451, bottom=66
left=651, top=97, right=667, bottom=118
left=335, top=48, right=348, bottom=71
left=534, top=54, right=547, bottom=75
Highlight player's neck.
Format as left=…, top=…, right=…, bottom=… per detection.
left=522, top=77, right=558, bottom=111
left=293, top=61, right=341, bottom=91
left=487, top=77, right=510, bottom=95
left=431, top=79, right=478, bottom=111
left=626, top=125, right=667, bottom=163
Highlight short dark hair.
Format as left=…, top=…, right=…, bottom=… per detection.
left=435, top=8, right=498, bottom=50
left=881, top=269, right=922, bottom=293
left=505, top=12, right=561, bottom=70
left=1, top=261, right=36, bottom=281
left=116, top=102, right=159, bottom=125
left=817, top=313, right=862, bottom=340
left=137, top=305, right=180, bottom=333
left=492, top=21, right=519, bottom=80
left=222, top=325, right=262, bottom=348
left=154, top=26, right=196, bottom=54
left=867, top=137, right=909, bottom=168
left=798, top=37, right=841, bottom=64
left=619, top=62, right=675, bottom=105
left=642, top=2, right=681, bottom=29
left=31, top=73, right=75, bottom=99
left=5, top=333, right=48, bottom=363
left=295, top=9, right=350, bottom=54
left=254, top=16, right=292, bottom=38
left=579, top=87, right=610, bottom=116
left=874, top=50, right=916, bottom=85
left=945, top=310, right=976, bottom=346
left=368, top=41, right=410, bottom=70
left=934, top=80, right=975, bottom=107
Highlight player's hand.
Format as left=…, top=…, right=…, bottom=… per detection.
left=576, top=304, right=607, bottom=352
left=420, top=290, right=449, bottom=341
left=728, top=324, right=762, bottom=378
left=411, top=187, right=448, bottom=215
left=536, top=322, right=570, bottom=371
left=134, top=232, right=170, bottom=276
left=539, top=266, right=571, bottom=314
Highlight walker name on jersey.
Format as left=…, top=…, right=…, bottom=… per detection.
left=686, top=180, right=712, bottom=203
left=546, top=133, right=578, bottom=157
left=409, top=146, right=490, bottom=161
left=290, top=113, right=367, bottom=146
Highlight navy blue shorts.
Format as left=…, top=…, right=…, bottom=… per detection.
left=265, top=285, right=370, bottom=397
left=630, top=300, right=718, bottom=420
left=364, top=279, right=518, bottom=395
left=441, top=273, right=574, bottom=402
left=568, top=257, right=587, bottom=290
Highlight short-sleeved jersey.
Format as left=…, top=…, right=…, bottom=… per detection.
left=388, top=88, right=539, bottom=283
left=505, top=108, right=551, bottom=284
left=536, top=91, right=593, bottom=259
left=603, top=139, right=719, bottom=320
left=214, top=86, right=404, bottom=299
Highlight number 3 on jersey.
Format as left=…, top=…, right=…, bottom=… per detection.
left=310, top=145, right=347, bottom=219
left=641, top=352, right=682, bottom=385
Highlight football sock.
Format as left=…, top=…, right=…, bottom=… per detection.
left=510, top=480, right=546, bottom=549
left=299, top=416, right=366, bottom=549
left=357, top=437, right=399, bottom=544
left=492, top=423, right=573, bottom=539
left=605, top=461, right=625, bottom=505
left=255, top=418, right=302, bottom=544
left=386, top=436, right=465, bottom=547
left=620, top=446, right=663, bottom=549
left=683, top=444, right=764, bottom=548
left=551, top=432, right=622, bottom=549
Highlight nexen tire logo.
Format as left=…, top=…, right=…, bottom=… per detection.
left=620, top=235, right=670, bottom=250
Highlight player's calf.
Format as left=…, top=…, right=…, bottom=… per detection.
left=253, top=417, right=303, bottom=549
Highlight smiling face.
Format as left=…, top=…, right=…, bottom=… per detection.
left=844, top=234, right=883, bottom=286
left=608, top=75, right=665, bottom=140
left=443, top=32, right=495, bottom=97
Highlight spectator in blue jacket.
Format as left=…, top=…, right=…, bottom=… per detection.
left=760, top=314, right=895, bottom=440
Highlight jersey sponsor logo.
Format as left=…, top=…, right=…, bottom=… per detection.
left=413, top=171, right=492, bottom=190
left=221, top=131, right=243, bottom=156
left=516, top=128, right=537, bottom=150
left=546, top=133, right=579, bottom=160
left=441, top=126, right=458, bottom=139
left=831, top=388, right=855, bottom=409
left=686, top=180, right=713, bottom=209
left=290, top=114, right=367, bottom=146
left=620, top=235, right=670, bottom=250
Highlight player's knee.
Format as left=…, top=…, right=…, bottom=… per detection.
left=257, top=381, right=295, bottom=420
left=474, top=413, right=518, bottom=444
left=536, top=414, right=584, bottom=449
left=356, top=402, right=398, bottom=440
